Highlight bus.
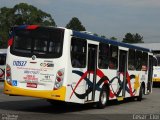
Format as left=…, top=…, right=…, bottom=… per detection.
left=152, top=54, right=160, bottom=86
left=4, top=25, right=153, bottom=108
left=0, top=49, right=7, bottom=81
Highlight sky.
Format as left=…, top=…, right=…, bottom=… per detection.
left=0, top=0, right=160, bottom=43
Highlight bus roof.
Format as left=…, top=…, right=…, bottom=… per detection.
left=72, top=30, right=150, bottom=52
left=11, top=25, right=150, bottom=52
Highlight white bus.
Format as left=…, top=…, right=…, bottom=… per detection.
left=152, top=54, right=160, bottom=86
left=4, top=25, right=153, bottom=108
left=0, top=49, right=7, bottom=81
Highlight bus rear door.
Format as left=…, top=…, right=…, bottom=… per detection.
left=148, top=55, right=153, bottom=93
left=86, top=44, right=98, bottom=102
left=118, top=50, right=128, bottom=101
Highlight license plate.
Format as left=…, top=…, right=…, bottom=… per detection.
left=26, top=83, right=37, bottom=88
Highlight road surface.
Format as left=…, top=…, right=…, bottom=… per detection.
left=0, top=82, right=159, bottom=120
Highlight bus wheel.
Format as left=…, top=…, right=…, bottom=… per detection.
left=137, top=85, right=144, bottom=101
left=97, top=87, right=108, bottom=109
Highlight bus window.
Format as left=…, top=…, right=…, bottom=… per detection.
left=34, top=39, right=48, bottom=53
left=128, top=49, right=135, bottom=70
left=0, top=54, right=6, bottom=65
left=71, top=37, right=87, bottom=68
left=135, top=51, right=142, bottom=71
left=142, top=52, right=148, bottom=71
left=157, top=56, right=160, bottom=66
left=109, top=45, right=118, bottom=69
left=11, top=28, right=64, bottom=58
left=153, top=57, right=158, bottom=66
left=98, top=43, right=109, bottom=69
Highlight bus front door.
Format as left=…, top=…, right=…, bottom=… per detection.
left=86, top=44, right=97, bottom=102
left=118, top=50, right=127, bottom=100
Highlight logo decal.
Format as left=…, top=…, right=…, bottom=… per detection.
left=40, top=63, right=54, bottom=67
left=12, top=80, right=17, bottom=86
left=32, top=55, right=36, bottom=60
left=13, top=61, right=27, bottom=66
left=70, top=69, right=137, bottom=99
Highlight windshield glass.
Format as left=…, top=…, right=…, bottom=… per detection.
left=11, top=27, right=64, bottom=58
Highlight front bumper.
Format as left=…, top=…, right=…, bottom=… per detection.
left=153, top=78, right=160, bottom=82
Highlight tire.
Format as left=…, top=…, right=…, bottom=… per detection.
left=97, top=87, right=108, bottom=109
left=137, top=85, right=144, bottom=101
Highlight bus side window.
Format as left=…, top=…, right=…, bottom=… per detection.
left=142, top=52, right=148, bottom=71
left=0, top=55, right=6, bottom=65
left=98, top=43, right=109, bottom=69
left=135, top=51, right=142, bottom=71
left=0, top=56, right=3, bottom=65
left=153, top=57, right=158, bottom=66
left=109, top=45, right=118, bottom=69
left=128, top=49, right=135, bottom=70
left=156, top=56, right=160, bottom=66
left=71, top=37, right=87, bottom=68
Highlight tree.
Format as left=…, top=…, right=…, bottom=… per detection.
left=122, top=33, right=134, bottom=43
left=0, top=7, right=13, bottom=48
left=122, top=33, right=144, bottom=43
left=101, top=35, right=106, bottom=39
left=110, top=37, right=117, bottom=41
left=134, top=33, right=144, bottom=43
left=0, top=3, right=56, bottom=48
left=66, top=17, right=86, bottom=31
left=93, top=33, right=98, bottom=36
left=13, top=3, right=56, bottom=26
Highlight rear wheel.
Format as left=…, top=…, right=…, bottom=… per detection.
left=97, top=87, right=108, bottom=109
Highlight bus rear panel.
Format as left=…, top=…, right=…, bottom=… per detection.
left=4, top=25, right=67, bottom=101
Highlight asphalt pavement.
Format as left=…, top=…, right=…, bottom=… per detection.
left=0, top=82, right=160, bottom=120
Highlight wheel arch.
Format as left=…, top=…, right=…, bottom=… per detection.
left=102, top=83, right=110, bottom=95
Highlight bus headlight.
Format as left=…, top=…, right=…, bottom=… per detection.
left=6, top=64, right=12, bottom=85
left=54, top=69, right=64, bottom=90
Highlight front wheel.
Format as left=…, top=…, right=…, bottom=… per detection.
left=97, top=87, right=108, bottom=109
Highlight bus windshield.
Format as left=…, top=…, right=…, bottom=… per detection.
left=11, top=27, right=64, bottom=58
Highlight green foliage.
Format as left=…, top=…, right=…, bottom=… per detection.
left=122, top=33, right=144, bottom=43
left=93, top=33, right=107, bottom=38
left=110, top=37, right=117, bottom=41
left=101, top=35, right=106, bottom=39
left=66, top=17, right=86, bottom=31
left=13, top=3, right=55, bottom=26
left=93, top=33, right=98, bottom=36
left=134, top=33, right=144, bottom=43
left=0, top=3, right=56, bottom=48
